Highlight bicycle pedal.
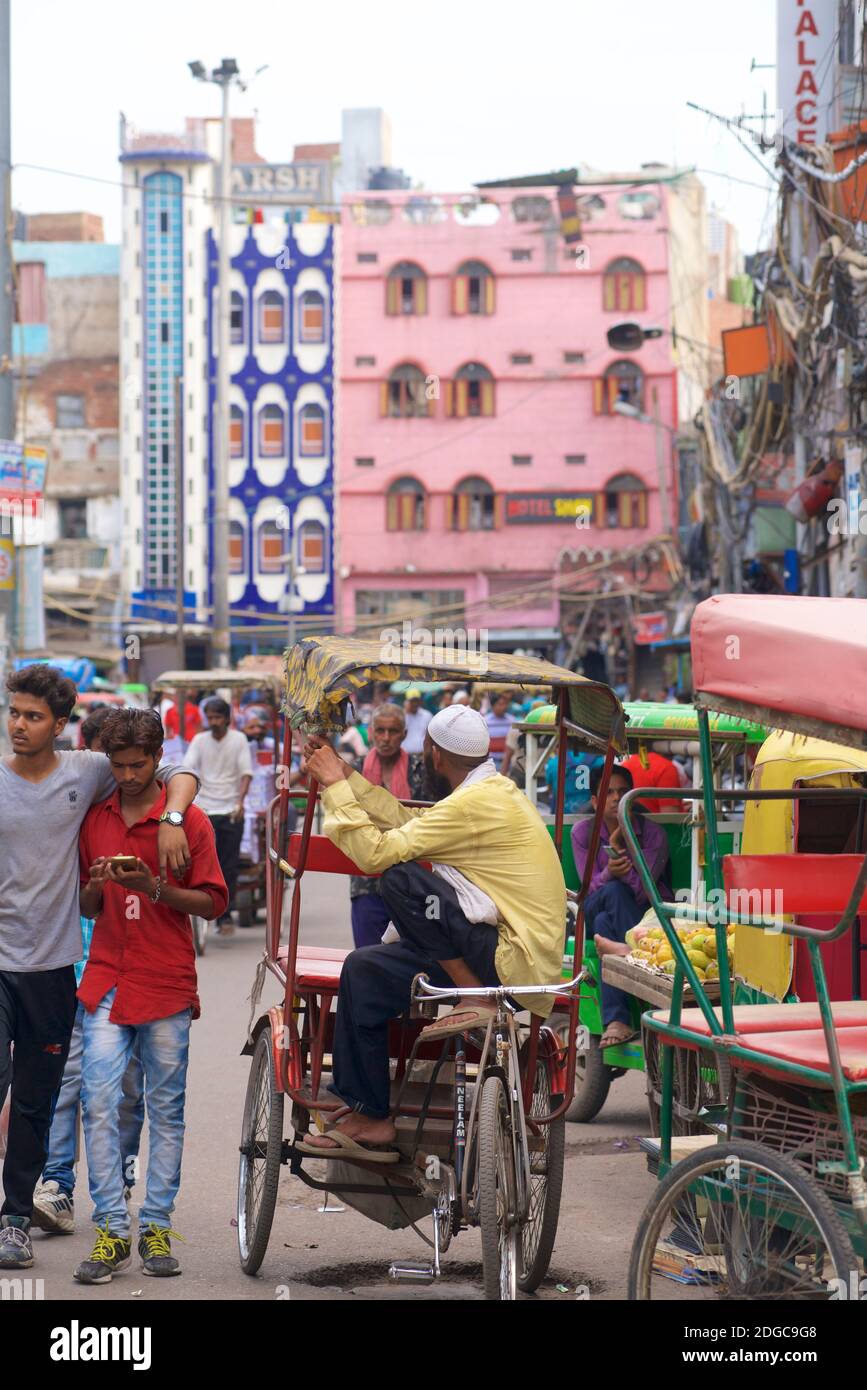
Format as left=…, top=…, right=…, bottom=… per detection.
left=409, top=973, right=438, bottom=1020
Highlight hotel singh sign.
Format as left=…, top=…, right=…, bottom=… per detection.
left=505, top=493, right=594, bottom=524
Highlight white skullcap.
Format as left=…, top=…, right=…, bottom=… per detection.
left=428, top=705, right=490, bottom=756
left=451, top=690, right=470, bottom=704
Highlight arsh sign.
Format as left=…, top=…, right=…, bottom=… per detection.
left=231, top=163, right=332, bottom=205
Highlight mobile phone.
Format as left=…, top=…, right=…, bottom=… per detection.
left=603, top=844, right=621, bottom=859
left=106, top=855, right=139, bottom=872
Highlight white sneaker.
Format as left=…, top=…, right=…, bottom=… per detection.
left=31, top=1180, right=74, bottom=1235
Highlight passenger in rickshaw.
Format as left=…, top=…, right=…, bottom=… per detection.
left=298, top=704, right=567, bottom=1161
left=572, top=764, right=671, bottom=1049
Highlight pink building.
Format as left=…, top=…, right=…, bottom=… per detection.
left=337, top=183, right=687, bottom=652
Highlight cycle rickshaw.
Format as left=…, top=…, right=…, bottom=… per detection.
left=236, top=637, right=627, bottom=1298
left=622, top=595, right=867, bottom=1299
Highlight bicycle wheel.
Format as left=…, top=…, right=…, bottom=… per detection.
left=237, top=1030, right=284, bottom=1275
left=518, top=1053, right=566, bottom=1292
left=629, top=1139, right=859, bottom=1300
left=550, top=1014, right=611, bottom=1123
left=477, top=1074, right=520, bottom=1300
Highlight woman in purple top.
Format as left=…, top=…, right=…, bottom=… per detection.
left=571, top=763, right=671, bottom=1048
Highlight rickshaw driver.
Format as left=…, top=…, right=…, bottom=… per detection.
left=298, top=705, right=567, bottom=1159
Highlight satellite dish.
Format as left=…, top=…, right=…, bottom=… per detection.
left=606, top=323, right=664, bottom=351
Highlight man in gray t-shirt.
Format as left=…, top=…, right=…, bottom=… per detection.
left=0, top=665, right=198, bottom=1270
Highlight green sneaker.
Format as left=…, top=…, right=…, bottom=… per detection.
left=73, top=1224, right=131, bottom=1284
left=138, top=1223, right=183, bottom=1277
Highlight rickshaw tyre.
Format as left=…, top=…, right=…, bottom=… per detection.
left=566, top=1036, right=612, bottom=1124
left=628, top=1139, right=860, bottom=1301
left=517, top=1078, right=566, bottom=1292
left=237, top=1031, right=285, bottom=1276
left=236, top=889, right=255, bottom=930
left=478, top=1074, right=519, bottom=1301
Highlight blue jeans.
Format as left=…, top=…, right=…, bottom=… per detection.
left=81, top=990, right=191, bottom=1237
left=584, top=879, right=644, bottom=1028
left=350, top=890, right=391, bottom=948
left=44, top=1002, right=145, bottom=1197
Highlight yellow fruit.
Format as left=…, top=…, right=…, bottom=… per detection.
left=661, top=960, right=677, bottom=974
left=703, top=938, right=718, bottom=959
left=648, top=927, right=665, bottom=940
left=706, top=961, right=720, bottom=979
left=687, top=950, right=710, bottom=971
left=656, top=947, right=673, bottom=963
left=690, top=934, right=708, bottom=952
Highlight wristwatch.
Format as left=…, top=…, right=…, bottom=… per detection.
left=159, top=811, right=184, bottom=828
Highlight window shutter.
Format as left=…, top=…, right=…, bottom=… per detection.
left=618, top=274, right=630, bottom=312
left=484, top=275, right=496, bottom=315
left=593, top=379, right=604, bottom=414
left=418, top=494, right=427, bottom=530
left=427, top=389, right=436, bottom=418
left=597, top=492, right=607, bottom=524
left=385, top=278, right=399, bottom=315
left=452, top=275, right=468, bottom=314
left=480, top=380, right=495, bottom=416
left=379, top=381, right=390, bottom=417
left=400, top=493, right=414, bottom=530
left=636, top=374, right=645, bottom=411
left=494, top=493, right=505, bottom=528
left=444, top=494, right=454, bottom=529
left=619, top=492, right=631, bottom=527
left=602, top=273, right=615, bottom=311
left=607, top=376, right=619, bottom=413
left=414, top=277, right=427, bottom=314
left=633, top=274, right=646, bottom=312
left=457, top=493, right=471, bottom=530
left=637, top=491, right=648, bottom=527
left=386, top=493, right=399, bottom=530
left=455, top=379, right=469, bottom=418
left=444, top=380, right=454, bottom=417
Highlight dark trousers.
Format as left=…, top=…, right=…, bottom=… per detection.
left=330, top=863, right=500, bottom=1118
left=208, top=814, right=244, bottom=909
left=350, top=890, right=391, bottom=949
left=0, top=966, right=77, bottom=1219
left=585, top=879, right=644, bottom=1029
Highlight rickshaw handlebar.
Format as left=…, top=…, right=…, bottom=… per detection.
left=412, top=977, right=582, bottom=1003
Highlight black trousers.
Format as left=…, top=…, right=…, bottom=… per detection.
left=208, top=814, right=245, bottom=909
left=329, top=863, right=500, bottom=1118
left=0, top=966, right=77, bottom=1220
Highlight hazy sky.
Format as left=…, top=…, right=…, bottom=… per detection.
left=11, top=0, right=780, bottom=251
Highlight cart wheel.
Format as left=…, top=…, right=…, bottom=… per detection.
left=517, top=1053, right=565, bottom=1293
left=628, top=1139, right=859, bottom=1301
left=191, top=916, right=208, bottom=957
left=477, top=1074, right=520, bottom=1300
left=549, top=1015, right=612, bottom=1124
left=237, top=1030, right=285, bottom=1276
left=236, top=889, right=254, bottom=930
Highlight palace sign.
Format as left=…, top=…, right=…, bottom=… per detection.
left=777, top=0, right=837, bottom=146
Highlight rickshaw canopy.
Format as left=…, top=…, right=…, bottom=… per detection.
left=283, top=636, right=626, bottom=752
left=691, top=595, right=867, bottom=751
left=524, top=699, right=767, bottom=742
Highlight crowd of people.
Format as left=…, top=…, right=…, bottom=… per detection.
left=0, top=661, right=695, bottom=1280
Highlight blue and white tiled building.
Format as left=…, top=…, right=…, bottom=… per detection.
left=119, top=118, right=335, bottom=665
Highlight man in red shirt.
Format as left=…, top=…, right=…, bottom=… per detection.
left=620, top=748, right=683, bottom=812
left=73, top=709, right=227, bottom=1285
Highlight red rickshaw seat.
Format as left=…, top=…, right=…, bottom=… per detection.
left=276, top=944, right=348, bottom=989
left=286, top=834, right=373, bottom=877
left=722, top=854, right=867, bottom=914
left=732, top=1025, right=867, bottom=1081
left=656, top=1001, right=867, bottom=1038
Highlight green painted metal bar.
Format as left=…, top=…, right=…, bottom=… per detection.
left=808, top=937, right=867, bottom=1226
left=697, top=706, right=735, bottom=1034
left=619, top=786, right=723, bottom=1037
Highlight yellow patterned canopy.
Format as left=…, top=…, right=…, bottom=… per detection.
left=283, top=636, right=626, bottom=752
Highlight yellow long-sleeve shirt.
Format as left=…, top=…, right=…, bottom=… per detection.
left=322, top=770, right=566, bottom=1017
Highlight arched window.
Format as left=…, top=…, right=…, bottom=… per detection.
left=299, top=290, right=325, bottom=343
left=386, top=477, right=426, bottom=531
left=229, top=520, right=246, bottom=574
left=594, top=360, right=645, bottom=415
left=386, top=262, right=427, bottom=316
left=258, top=519, right=285, bottom=573
left=380, top=363, right=431, bottom=419
left=449, top=477, right=495, bottom=531
left=258, top=290, right=285, bottom=344
left=229, top=404, right=245, bottom=458
left=298, top=520, right=326, bottom=573
left=299, top=403, right=325, bottom=456
left=230, top=290, right=245, bottom=345
left=601, top=473, right=648, bottom=528
left=447, top=363, right=495, bottom=418
left=603, top=257, right=646, bottom=312
left=453, top=260, right=495, bottom=316
left=259, top=403, right=285, bottom=456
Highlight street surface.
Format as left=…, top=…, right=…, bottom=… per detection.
left=22, top=874, right=656, bottom=1302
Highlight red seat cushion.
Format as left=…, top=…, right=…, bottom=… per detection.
left=722, top=854, right=867, bottom=915
left=734, top=1026, right=867, bottom=1081
left=655, top=1001, right=867, bottom=1038
left=276, top=945, right=347, bottom=989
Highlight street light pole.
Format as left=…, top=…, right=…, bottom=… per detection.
left=190, top=58, right=242, bottom=670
